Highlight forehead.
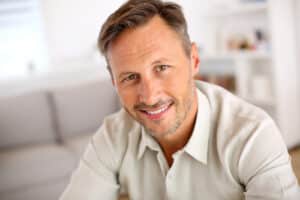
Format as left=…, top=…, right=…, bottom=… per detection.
left=106, top=16, right=186, bottom=69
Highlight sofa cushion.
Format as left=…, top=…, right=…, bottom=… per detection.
left=0, top=91, right=57, bottom=149
left=51, top=79, right=119, bottom=139
left=0, top=143, right=76, bottom=193
left=0, top=177, right=69, bottom=200
left=64, top=133, right=93, bottom=158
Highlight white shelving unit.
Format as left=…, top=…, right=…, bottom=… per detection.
left=201, top=51, right=271, bottom=60
left=199, top=0, right=300, bottom=148
left=204, top=2, right=268, bottom=17
left=200, top=1, right=274, bottom=105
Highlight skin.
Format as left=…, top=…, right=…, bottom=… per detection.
left=107, top=15, right=200, bottom=166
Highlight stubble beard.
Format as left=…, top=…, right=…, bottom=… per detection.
left=126, top=79, right=195, bottom=138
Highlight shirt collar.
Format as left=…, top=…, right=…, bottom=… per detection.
left=183, top=89, right=211, bottom=165
left=138, top=126, right=161, bottom=159
left=137, top=88, right=211, bottom=165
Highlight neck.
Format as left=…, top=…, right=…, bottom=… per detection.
left=157, top=90, right=198, bottom=167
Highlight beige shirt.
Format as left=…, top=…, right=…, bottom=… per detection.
left=60, top=81, right=300, bottom=200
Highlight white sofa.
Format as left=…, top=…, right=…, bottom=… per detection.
left=0, top=78, right=120, bottom=200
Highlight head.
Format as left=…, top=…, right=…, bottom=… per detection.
left=98, top=0, right=200, bottom=139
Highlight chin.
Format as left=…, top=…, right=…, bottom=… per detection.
left=145, top=122, right=180, bottom=138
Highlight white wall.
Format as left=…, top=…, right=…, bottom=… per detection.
left=1, top=0, right=214, bottom=95
left=173, top=0, right=211, bottom=49
left=296, top=0, right=300, bottom=72
left=40, top=0, right=211, bottom=71
left=269, top=0, right=300, bottom=148
left=295, top=0, right=300, bottom=141
left=40, top=0, right=123, bottom=67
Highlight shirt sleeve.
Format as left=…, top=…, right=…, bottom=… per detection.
left=59, top=131, right=120, bottom=200
left=238, top=118, right=300, bottom=199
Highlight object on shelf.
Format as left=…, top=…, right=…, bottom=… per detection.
left=195, top=74, right=236, bottom=93
left=227, top=33, right=254, bottom=51
left=254, top=29, right=269, bottom=52
left=224, top=29, right=269, bottom=53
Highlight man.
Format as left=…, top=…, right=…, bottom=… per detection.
left=60, top=0, right=299, bottom=199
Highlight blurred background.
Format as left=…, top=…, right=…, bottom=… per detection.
left=0, top=0, right=299, bottom=199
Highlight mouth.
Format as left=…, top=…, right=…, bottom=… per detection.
left=138, top=101, right=173, bottom=121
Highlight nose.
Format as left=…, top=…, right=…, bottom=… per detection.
left=137, top=77, right=160, bottom=105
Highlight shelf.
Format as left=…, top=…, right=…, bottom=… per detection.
left=201, top=51, right=271, bottom=62
left=203, top=2, right=268, bottom=17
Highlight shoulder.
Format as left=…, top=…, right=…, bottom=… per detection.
left=90, top=109, right=142, bottom=170
left=195, top=80, right=271, bottom=127
left=196, top=81, right=285, bottom=173
left=100, top=108, right=141, bottom=138
left=196, top=80, right=276, bottom=144
left=196, top=82, right=298, bottom=198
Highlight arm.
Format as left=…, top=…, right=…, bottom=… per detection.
left=238, top=119, right=300, bottom=199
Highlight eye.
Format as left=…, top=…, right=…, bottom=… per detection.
left=155, top=65, right=169, bottom=72
left=122, top=73, right=139, bottom=83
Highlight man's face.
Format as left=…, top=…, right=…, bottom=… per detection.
left=107, top=16, right=199, bottom=139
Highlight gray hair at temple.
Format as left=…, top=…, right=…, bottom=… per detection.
left=98, top=0, right=192, bottom=73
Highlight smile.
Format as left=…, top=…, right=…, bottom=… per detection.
left=139, top=102, right=173, bottom=120
left=144, top=104, right=169, bottom=115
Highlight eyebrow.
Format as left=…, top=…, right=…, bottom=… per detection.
left=151, top=58, right=169, bottom=66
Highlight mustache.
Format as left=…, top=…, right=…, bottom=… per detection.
left=134, top=100, right=172, bottom=110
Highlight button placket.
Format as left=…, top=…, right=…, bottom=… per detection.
left=156, top=151, right=168, bottom=177
left=165, top=150, right=183, bottom=199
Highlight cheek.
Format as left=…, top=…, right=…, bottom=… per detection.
left=162, top=67, right=191, bottom=94
left=116, top=86, right=138, bottom=109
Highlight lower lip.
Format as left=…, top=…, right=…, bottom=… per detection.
left=141, top=104, right=172, bottom=121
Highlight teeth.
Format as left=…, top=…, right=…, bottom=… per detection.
left=145, top=105, right=169, bottom=115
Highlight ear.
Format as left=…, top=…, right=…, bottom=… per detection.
left=110, top=73, right=116, bottom=86
left=111, top=76, right=115, bottom=86
left=109, top=71, right=119, bottom=94
left=190, top=42, right=200, bottom=77
left=106, top=65, right=116, bottom=86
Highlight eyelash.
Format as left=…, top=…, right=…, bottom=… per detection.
left=155, top=65, right=169, bottom=72
left=122, top=74, right=138, bottom=83
left=121, top=65, right=170, bottom=83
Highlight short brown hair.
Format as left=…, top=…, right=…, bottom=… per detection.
left=98, top=0, right=191, bottom=61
